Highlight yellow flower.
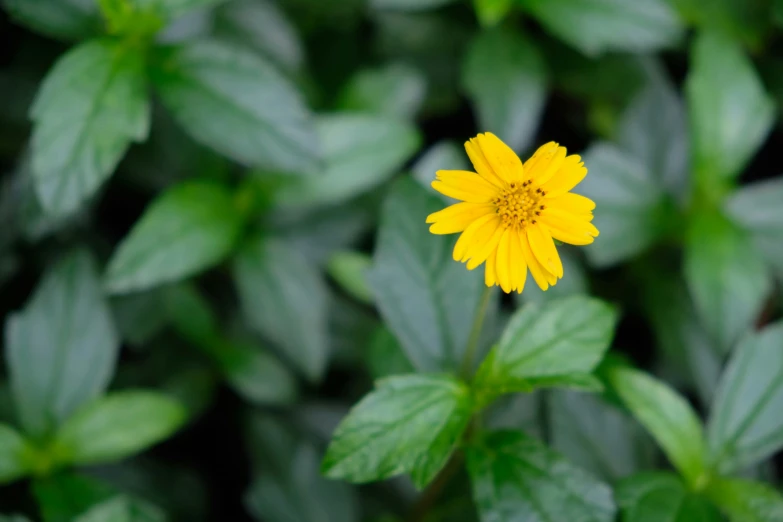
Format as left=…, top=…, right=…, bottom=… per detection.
left=425, top=133, right=598, bottom=294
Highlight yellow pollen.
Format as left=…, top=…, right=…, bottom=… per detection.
left=495, top=180, right=544, bottom=229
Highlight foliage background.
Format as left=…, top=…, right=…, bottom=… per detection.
left=1, top=0, right=783, bottom=520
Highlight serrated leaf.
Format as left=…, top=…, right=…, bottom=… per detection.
left=550, top=390, right=655, bottom=481
left=687, top=31, right=774, bottom=182
left=473, top=296, right=616, bottom=399
left=272, top=114, right=420, bottom=208
left=617, top=472, right=722, bottom=522
left=322, top=374, right=472, bottom=488
left=684, top=211, right=771, bottom=353
left=6, top=250, right=119, bottom=438
left=366, top=177, right=485, bottom=373
left=725, top=177, right=783, bottom=277
left=0, top=424, right=33, bottom=484
left=467, top=430, right=616, bottom=522
left=2, top=0, right=102, bottom=41
left=53, top=391, right=186, bottom=466
left=233, top=236, right=329, bottom=382
left=462, top=28, right=546, bottom=153
left=151, top=40, right=318, bottom=172
left=338, top=63, right=427, bottom=120
left=706, top=477, right=783, bottom=522
left=579, top=143, right=665, bottom=267
left=608, top=366, right=707, bottom=486
left=30, top=39, right=150, bottom=216
left=523, top=0, right=683, bottom=56
left=105, top=181, right=243, bottom=294
left=708, top=322, right=783, bottom=473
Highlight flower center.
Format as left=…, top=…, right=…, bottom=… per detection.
left=494, top=180, right=546, bottom=229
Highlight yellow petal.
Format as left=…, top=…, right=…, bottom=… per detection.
left=495, top=228, right=512, bottom=293
left=545, top=192, right=595, bottom=215
left=426, top=202, right=494, bottom=234
left=524, top=142, right=567, bottom=186
left=509, top=229, right=527, bottom=294
left=466, top=221, right=505, bottom=270
left=432, top=170, right=498, bottom=202
left=539, top=210, right=599, bottom=246
left=520, top=230, right=556, bottom=290
left=475, top=133, right=524, bottom=184
left=539, top=155, right=587, bottom=197
left=453, top=213, right=498, bottom=261
left=465, top=138, right=505, bottom=188
left=485, top=248, right=497, bottom=287
left=527, top=224, right=564, bottom=278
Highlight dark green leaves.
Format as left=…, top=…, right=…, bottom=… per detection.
left=687, top=31, right=774, bottom=183
left=467, top=430, right=616, bottom=522
left=322, top=374, right=472, bottom=488
left=30, top=40, right=150, bottom=216
left=684, top=211, right=771, bottom=352
left=105, top=181, right=244, bottom=294
left=272, top=114, right=420, bottom=208
left=608, top=366, right=707, bottom=486
left=617, top=472, right=722, bottom=522
left=2, top=0, right=101, bottom=41
left=462, top=28, right=547, bottom=153
left=233, top=236, right=329, bottom=382
left=579, top=143, right=665, bottom=267
left=73, top=496, right=165, bottom=522
left=708, top=323, right=783, bottom=474
left=0, top=424, right=33, bottom=483
left=706, top=477, right=783, bottom=522
left=339, top=64, right=427, bottom=120
left=151, top=40, right=318, bottom=173
left=6, top=251, right=118, bottom=438
left=523, top=0, right=683, bottom=55
left=725, top=178, right=783, bottom=275
left=473, top=296, right=616, bottom=399
left=53, top=391, right=186, bottom=466
left=366, top=178, right=485, bottom=372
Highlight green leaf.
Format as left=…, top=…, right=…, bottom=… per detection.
left=617, top=472, right=722, bottom=522
left=706, top=477, right=783, bottom=522
left=365, top=177, right=485, bottom=372
left=327, top=251, right=373, bottom=304
left=617, top=61, right=689, bottom=201
left=0, top=424, right=33, bottom=484
left=33, top=472, right=116, bottom=522
left=412, top=140, right=469, bottom=199
left=233, top=236, right=329, bottom=381
left=97, top=0, right=165, bottom=38
left=686, top=31, right=774, bottom=182
left=218, top=340, right=298, bottom=407
left=473, top=296, right=617, bottom=399
left=30, top=39, right=150, bottom=216
left=53, top=391, right=186, bottom=466
left=246, top=442, right=359, bottom=522
left=105, top=181, right=243, bottom=294
left=272, top=114, right=420, bottom=208
left=322, top=374, right=472, bottom=488
left=522, top=0, right=683, bottom=56
left=725, top=177, right=783, bottom=277
left=671, top=0, right=771, bottom=51
left=473, top=0, right=513, bottom=26
left=74, top=496, right=165, bottom=522
left=338, top=63, right=427, bottom=121
left=214, top=0, right=303, bottom=74
left=462, top=28, right=547, bottom=153
left=684, top=211, right=771, bottom=353
left=549, top=390, right=654, bottom=481
left=467, top=430, right=616, bottom=522
left=366, top=326, right=415, bottom=380
left=607, top=366, right=708, bottom=486
left=370, top=0, right=458, bottom=11
left=708, top=322, right=783, bottom=473
left=6, top=250, right=119, bottom=438
left=579, top=143, right=665, bottom=267
left=143, top=0, right=225, bottom=21
left=1, top=0, right=102, bottom=40
left=516, top=249, right=588, bottom=306
left=151, top=40, right=318, bottom=172
left=111, top=290, right=169, bottom=347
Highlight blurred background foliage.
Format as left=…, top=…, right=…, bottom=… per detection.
left=0, top=0, right=783, bottom=520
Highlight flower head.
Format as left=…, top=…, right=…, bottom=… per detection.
left=426, top=133, right=598, bottom=294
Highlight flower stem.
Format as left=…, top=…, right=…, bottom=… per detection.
left=459, top=285, right=494, bottom=379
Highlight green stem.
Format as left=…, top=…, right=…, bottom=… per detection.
left=459, top=285, right=494, bottom=379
